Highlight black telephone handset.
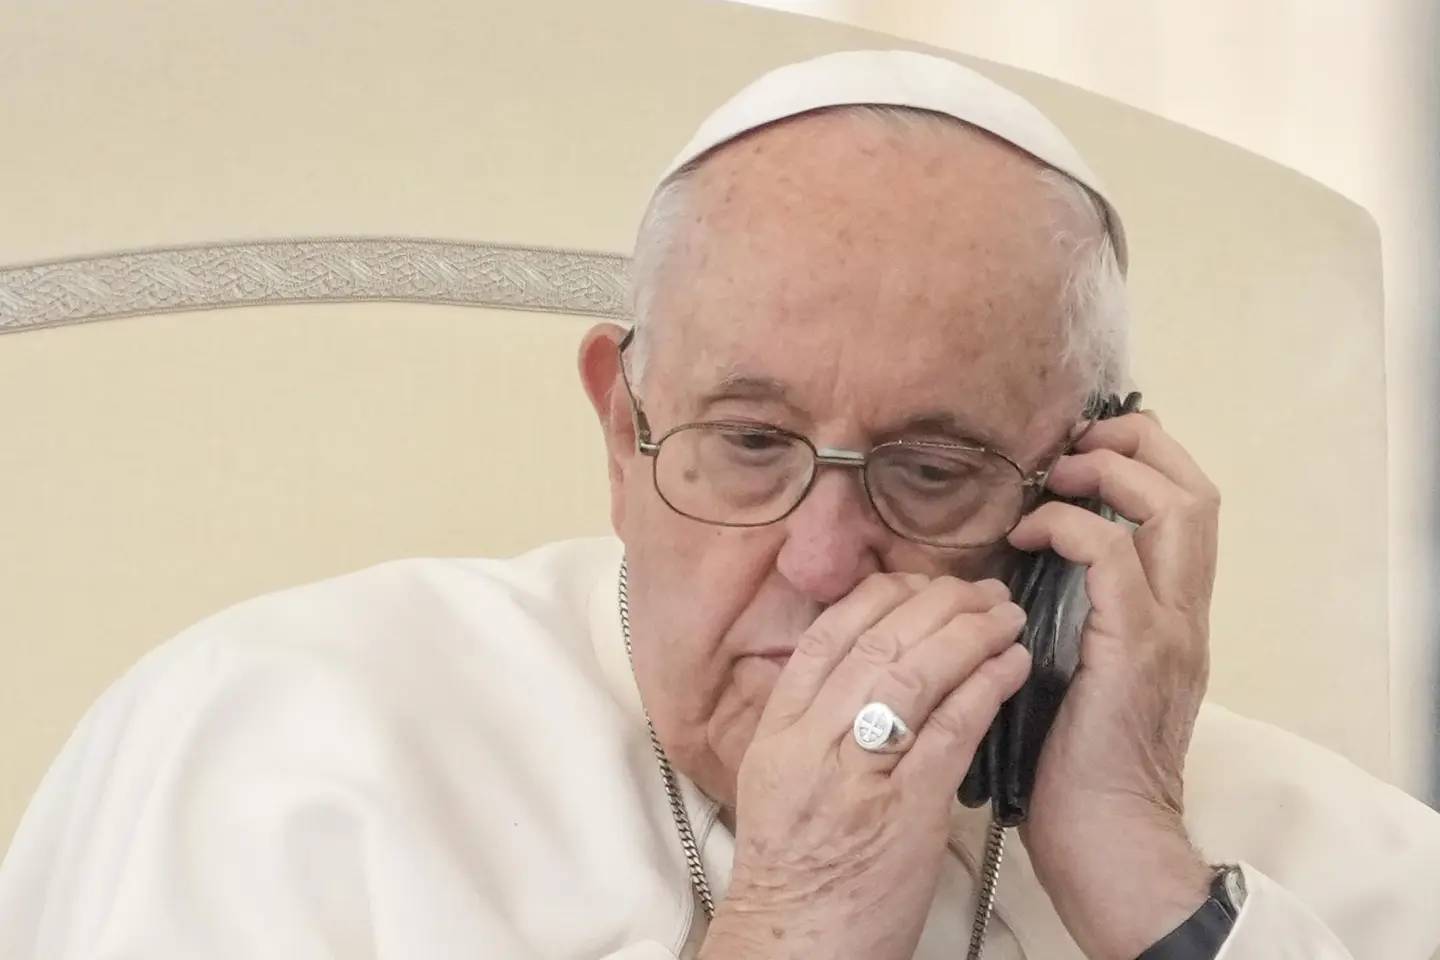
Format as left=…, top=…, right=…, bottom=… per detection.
left=957, top=391, right=1142, bottom=826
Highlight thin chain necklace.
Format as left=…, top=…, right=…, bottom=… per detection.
left=617, top=558, right=1002, bottom=958
left=618, top=558, right=717, bottom=920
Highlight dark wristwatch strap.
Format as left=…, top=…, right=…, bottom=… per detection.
left=1135, top=866, right=1246, bottom=960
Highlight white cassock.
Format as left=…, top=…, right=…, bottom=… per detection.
left=2, top=537, right=1438, bottom=959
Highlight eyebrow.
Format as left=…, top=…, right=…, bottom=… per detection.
left=696, top=375, right=1007, bottom=450
left=881, top=413, right=1007, bottom=451
left=697, top=374, right=798, bottom=409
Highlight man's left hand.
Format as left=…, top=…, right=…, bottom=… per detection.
left=1007, top=411, right=1220, bottom=960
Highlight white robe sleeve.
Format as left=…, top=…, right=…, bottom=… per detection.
left=1214, top=863, right=1354, bottom=959
left=1184, top=705, right=1440, bottom=960
left=0, top=554, right=697, bottom=960
left=599, top=945, right=679, bottom=959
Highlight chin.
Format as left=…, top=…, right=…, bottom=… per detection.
left=671, top=741, right=741, bottom=810
left=688, top=662, right=776, bottom=803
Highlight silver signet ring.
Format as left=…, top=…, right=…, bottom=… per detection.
left=852, top=702, right=911, bottom=753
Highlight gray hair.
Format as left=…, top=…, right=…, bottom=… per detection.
left=626, top=105, right=1130, bottom=398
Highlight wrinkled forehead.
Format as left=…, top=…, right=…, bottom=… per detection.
left=643, top=110, right=1088, bottom=458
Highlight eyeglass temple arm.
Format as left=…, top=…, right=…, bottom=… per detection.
left=616, top=327, right=660, bottom=455
left=1023, top=390, right=1144, bottom=490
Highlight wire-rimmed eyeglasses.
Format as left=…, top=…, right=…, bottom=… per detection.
left=616, top=328, right=1096, bottom=549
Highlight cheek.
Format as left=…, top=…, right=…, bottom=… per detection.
left=626, top=498, right=779, bottom=634
left=614, top=458, right=655, bottom=538
left=622, top=509, right=781, bottom=719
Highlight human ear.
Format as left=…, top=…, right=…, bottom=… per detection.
left=577, top=322, right=638, bottom=531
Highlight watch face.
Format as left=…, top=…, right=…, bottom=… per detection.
left=1219, top=865, right=1248, bottom=912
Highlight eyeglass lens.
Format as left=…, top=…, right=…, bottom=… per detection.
left=651, top=423, right=1027, bottom=547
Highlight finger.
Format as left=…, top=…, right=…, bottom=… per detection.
left=1133, top=503, right=1220, bottom=610
left=816, top=601, right=1027, bottom=759
left=840, top=575, right=1011, bottom=667
left=755, top=572, right=928, bottom=736
left=894, top=644, right=1031, bottom=791
left=1007, top=501, right=1155, bottom=609
left=1038, top=451, right=1219, bottom=609
left=1043, top=449, right=1184, bottom=525
left=834, top=604, right=1027, bottom=767
left=1071, top=414, right=1219, bottom=503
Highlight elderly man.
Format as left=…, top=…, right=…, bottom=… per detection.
left=2, top=50, right=1438, bottom=960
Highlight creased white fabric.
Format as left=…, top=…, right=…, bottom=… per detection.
left=1, top=538, right=1437, bottom=958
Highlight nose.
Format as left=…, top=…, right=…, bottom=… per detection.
left=774, top=467, right=887, bottom=605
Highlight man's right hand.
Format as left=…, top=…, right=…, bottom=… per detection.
left=698, top=572, right=1031, bottom=960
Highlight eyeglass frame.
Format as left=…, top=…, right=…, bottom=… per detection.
left=614, top=327, right=1102, bottom=549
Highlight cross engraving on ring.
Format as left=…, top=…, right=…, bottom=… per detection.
left=855, top=705, right=893, bottom=747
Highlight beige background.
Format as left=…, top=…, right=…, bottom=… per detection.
left=0, top=0, right=1394, bottom=849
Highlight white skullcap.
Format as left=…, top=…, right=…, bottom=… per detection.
left=658, top=49, right=1128, bottom=272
